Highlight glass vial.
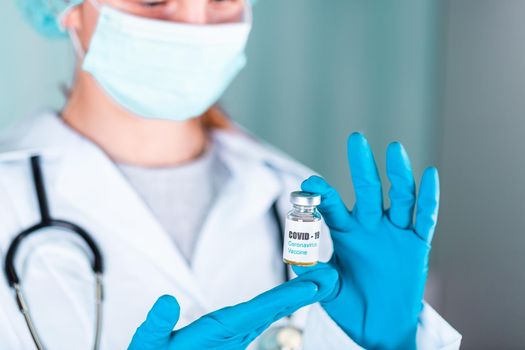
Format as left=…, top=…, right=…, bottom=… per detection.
left=283, top=191, right=322, bottom=266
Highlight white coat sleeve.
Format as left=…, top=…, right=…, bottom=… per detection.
left=302, top=302, right=461, bottom=350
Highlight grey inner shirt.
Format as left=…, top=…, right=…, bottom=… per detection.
left=117, top=143, right=229, bottom=264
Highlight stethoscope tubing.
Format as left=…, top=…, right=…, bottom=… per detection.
left=3, top=155, right=292, bottom=350
left=3, top=155, right=104, bottom=350
left=5, top=219, right=104, bottom=287
left=4, top=156, right=104, bottom=287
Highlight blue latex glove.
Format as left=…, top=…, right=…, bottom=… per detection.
left=294, top=133, right=440, bottom=350
left=128, top=267, right=338, bottom=350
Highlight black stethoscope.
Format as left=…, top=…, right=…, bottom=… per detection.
left=3, top=155, right=300, bottom=350
left=3, top=155, right=104, bottom=350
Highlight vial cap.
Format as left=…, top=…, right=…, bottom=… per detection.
left=290, top=191, right=321, bottom=206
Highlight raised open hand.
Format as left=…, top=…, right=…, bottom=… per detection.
left=294, top=133, right=439, bottom=350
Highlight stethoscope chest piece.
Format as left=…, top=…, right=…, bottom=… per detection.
left=257, top=325, right=303, bottom=350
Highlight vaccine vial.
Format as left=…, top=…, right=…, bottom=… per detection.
left=283, top=191, right=322, bottom=266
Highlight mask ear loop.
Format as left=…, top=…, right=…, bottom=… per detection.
left=61, top=29, right=85, bottom=98
left=58, top=0, right=102, bottom=96
left=54, top=4, right=82, bottom=97
left=68, top=29, right=86, bottom=59
left=58, top=0, right=102, bottom=58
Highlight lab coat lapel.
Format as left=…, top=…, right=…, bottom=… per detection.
left=192, top=130, right=283, bottom=307
left=53, top=139, right=210, bottom=308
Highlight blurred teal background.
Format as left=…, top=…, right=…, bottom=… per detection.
left=2, top=0, right=525, bottom=348
left=0, top=0, right=74, bottom=130
left=224, top=0, right=442, bottom=203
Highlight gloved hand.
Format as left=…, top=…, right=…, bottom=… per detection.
left=294, top=133, right=440, bottom=350
left=128, top=267, right=338, bottom=350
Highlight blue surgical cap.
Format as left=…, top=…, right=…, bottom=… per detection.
left=16, top=0, right=259, bottom=39
left=15, top=0, right=82, bottom=38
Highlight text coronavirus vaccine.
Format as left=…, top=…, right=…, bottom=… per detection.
left=283, top=191, right=322, bottom=266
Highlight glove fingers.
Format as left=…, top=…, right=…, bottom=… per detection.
left=301, top=176, right=354, bottom=232
left=212, top=268, right=338, bottom=334
left=386, top=142, right=416, bottom=229
left=415, top=167, right=440, bottom=243
left=347, top=133, right=384, bottom=225
left=128, top=295, right=180, bottom=350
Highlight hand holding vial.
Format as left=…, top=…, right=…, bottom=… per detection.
left=288, top=133, right=440, bottom=350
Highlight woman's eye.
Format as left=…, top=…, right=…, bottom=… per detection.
left=140, top=1, right=166, bottom=7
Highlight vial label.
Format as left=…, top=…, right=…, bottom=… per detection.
left=283, top=219, right=321, bottom=264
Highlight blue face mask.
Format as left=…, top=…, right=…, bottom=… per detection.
left=78, top=1, right=252, bottom=121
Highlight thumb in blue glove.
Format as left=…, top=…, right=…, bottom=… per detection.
left=128, top=267, right=339, bottom=350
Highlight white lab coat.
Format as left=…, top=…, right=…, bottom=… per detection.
left=0, top=112, right=461, bottom=350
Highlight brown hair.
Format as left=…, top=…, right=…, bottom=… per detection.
left=201, top=105, right=234, bottom=130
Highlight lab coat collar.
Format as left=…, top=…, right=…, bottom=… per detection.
left=4, top=113, right=209, bottom=307
left=5, top=112, right=291, bottom=310
left=211, top=124, right=313, bottom=181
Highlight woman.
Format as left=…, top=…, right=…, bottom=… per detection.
left=0, top=0, right=461, bottom=349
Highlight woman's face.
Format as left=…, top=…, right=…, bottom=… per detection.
left=64, top=0, right=247, bottom=52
